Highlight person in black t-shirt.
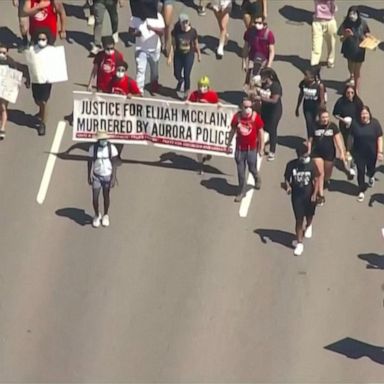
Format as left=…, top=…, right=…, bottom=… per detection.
left=332, top=84, right=364, bottom=179
left=295, top=66, right=326, bottom=138
left=255, top=67, right=282, bottom=162
left=284, top=143, right=319, bottom=256
left=350, top=106, right=383, bottom=202
left=307, top=109, right=345, bottom=206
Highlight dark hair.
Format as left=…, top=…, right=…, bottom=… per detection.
left=32, top=28, right=53, bottom=45
left=342, top=85, right=364, bottom=109
left=260, top=67, right=281, bottom=84
left=102, top=36, right=115, bottom=48
left=296, top=143, right=308, bottom=158
left=360, top=105, right=372, bottom=120
left=305, top=65, right=321, bottom=82
left=116, top=60, right=128, bottom=70
left=343, top=6, right=362, bottom=27
left=0, top=42, right=8, bottom=51
left=317, top=107, right=329, bottom=120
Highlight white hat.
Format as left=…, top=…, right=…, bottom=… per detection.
left=96, top=131, right=109, bottom=140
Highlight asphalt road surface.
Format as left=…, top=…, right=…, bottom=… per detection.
left=1, top=0, right=384, bottom=382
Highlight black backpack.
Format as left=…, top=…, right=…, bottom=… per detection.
left=93, top=141, right=112, bottom=162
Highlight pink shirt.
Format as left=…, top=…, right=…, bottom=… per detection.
left=314, top=0, right=336, bottom=20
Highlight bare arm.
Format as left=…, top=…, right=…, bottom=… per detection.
left=194, top=37, right=201, bottom=61
left=54, top=0, right=67, bottom=37
left=23, top=0, right=50, bottom=16
left=295, top=89, right=304, bottom=113
left=258, top=127, right=265, bottom=153
left=377, top=136, right=383, bottom=154
left=319, top=83, right=326, bottom=107
left=267, top=44, right=275, bottom=67
left=262, top=0, right=267, bottom=18
left=334, top=132, right=346, bottom=161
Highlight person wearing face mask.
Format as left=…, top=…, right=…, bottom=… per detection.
left=168, top=13, right=201, bottom=100
left=295, top=65, right=326, bottom=138
left=307, top=109, right=345, bottom=206
left=88, top=36, right=124, bottom=93
left=29, top=29, right=55, bottom=136
left=188, top=76, right=219, bottom=174
left=350, top=106, right=383, bottom=202
left=242, top=16, right=275, bottom=86
left=284, top=143, right=319, bottom=256
left=23, top=0, right=67, bottom=44
left=338, top=6, right=371, bottom=93
left=108, top=60, right=141, bottom=97
left=88, top=131, right=119, bottom=228
left=0, top=42, right=30, bottom=140
left=227, top=98, right=264, bottom=202
left=255, top=67, right=282, bottom=161
left=332, top=85, right=363, bottom=179
left=311, top=0, right=337, bottom=68
left=241, top=0, right=267, bottom=30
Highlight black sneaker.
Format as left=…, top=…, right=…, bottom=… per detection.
left=234, top=193, right=244, bottom=203
left=197, top=5, right=206, bottom=16
left=38, top=121, right=46, bottom=136
left=317, top=195, right=325, bottom=207
left=0, top=130, right=5, bottom=140
left=202, top=155, right=212, bottom=163
left=176, top=79, right=183, bottom=92
left=254, top=175, right=261, bottom=190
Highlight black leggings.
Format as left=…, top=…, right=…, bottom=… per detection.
left=173, top=52, right=194, bottom=92
left=304, top=108, right=317, bottom=138
left=262, top=108, right=282, bottom=154
left=354, top=151, right=376, bottom=192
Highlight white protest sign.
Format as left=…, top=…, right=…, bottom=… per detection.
left=0, top=66, right=23, bottom=103
left=72, top=91, right=238, bottom=157
left=25, top=45, right=68, bottom=84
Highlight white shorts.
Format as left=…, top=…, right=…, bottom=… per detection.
left=212, top=0, right=232, bottom=11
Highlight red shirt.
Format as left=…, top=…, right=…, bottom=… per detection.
left=94, top=50, right=124, bottom=93
left=29, top=0, right=58, bottom=41
left=188, top=89, right=219, bottom=103
left=231, top=112, right=264, bottom=151
left=244, top=26, right=275, bottom=61
left=109, top=75, right=141, bottom=96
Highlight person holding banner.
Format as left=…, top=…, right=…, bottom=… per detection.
left=0, top=43, right=30, bottom=139
left=109, top=60, right=141, bottom=97
left=88, top=36, right=124, bottom=93
left=88, top=131, right=118, bottom=228
left=23, top=0, right=67, bottom=44
left=227, top=98, right=264, bottom=202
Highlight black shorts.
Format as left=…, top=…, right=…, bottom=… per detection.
left=311, top=148, right=335, bottom=162
left=292, top=194, right=316, bottom=220
left=242, top=0, right=262, bottom=17
left=32, top=83, right=52, bottom=103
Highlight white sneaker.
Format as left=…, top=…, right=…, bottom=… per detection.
left=92, top=214, right=101, bottom=228
left=90, top=44, right=100, bottom=55
left=349, top=168, right=356, bottom=177
left=87, top=15, right=95, bottom=26
left=357, top=192, right=365, bottom=202
left=292, top=239, right=298, bottom=248
left=294, top=242, right=304, bottom=256
left=381, top=227, right=384, bottom=239
left=101, top=214, right=110, bottom=227
left=304, top=224, right=313, bottom=239
left=217, top=44, right=224, bottom=57
left=113, top=32, right=119, bottom=44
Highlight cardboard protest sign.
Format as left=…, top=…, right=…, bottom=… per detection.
left=25, top=45, right=68, bottom=84
left=359, top=35, right=380, bottom=50
left=73, top=91, right=239, bottom=157
left=0, top=66, right=23, bottom=103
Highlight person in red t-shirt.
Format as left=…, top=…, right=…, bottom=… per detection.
left=88, top=36, right=124, bottom=93
left=188, top=76, right=219, bottom=174
left=228, top=98, right=265, bottom=202
left=109, top=60, right=142, bottom=97
left=23, top=0, right=67, bottom=44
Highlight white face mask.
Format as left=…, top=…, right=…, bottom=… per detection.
left=116, top=71, right=125, bottom=79
left=349, top=13, right=358, bottom=22
left=199, top=86, right=208, bottom=93
left=38, top=39, right=48, bottom=48
left=243, top=107, right=253, bottom=117
left=300, top=155, right=310, bottom=164
left=255, top=22, right=264, bottom=30
left=0, top=53, right=6, bottom=60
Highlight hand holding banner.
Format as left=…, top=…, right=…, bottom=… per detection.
left=0, top=66, right=23, bottom=103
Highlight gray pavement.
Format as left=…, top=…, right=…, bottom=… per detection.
left=1, top=0, right=384, bottom=382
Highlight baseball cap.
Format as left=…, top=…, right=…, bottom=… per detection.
left=179, top=13, right=189, bottom=22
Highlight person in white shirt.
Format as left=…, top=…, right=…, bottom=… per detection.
left=129, top=12, right=165, bottom=95
left=87, top=131, right=119, bottom=228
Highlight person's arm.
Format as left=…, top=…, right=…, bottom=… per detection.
left=23, top=0, right=50, bottom=16
left=283, top=162, right=292, bottom=194
left=334, top=132, right=346, bottom=162
left=377, top=136, right=383, bottom=161
left=311, top=165, right=320, bottom=202
left=88, top=63, right=98, bottom=91
left=318, top=83, right=326, bottom=108
left=13, top=59, right=31, bottom=88
left=258, top=126, right=265, bottom=154
left=53, top=0, right=67, bottom=39
left=226, top=118, right=237, bottom=151
left=267, top=44, right=275, bottom=68
left=193, top=32, right=201, bottom=62
left=12, top=0, right=18, bottom=7
left=87, top=147, right=94, bottom=184
left=262, top=0, right=267, bottom=18
left=111, top=157, right=118, bottom=187
left=295, top=88, right=304, bottom=116
left=260, top=88, right=280, bottom=104
left=242, top=41, right=249, bottom=72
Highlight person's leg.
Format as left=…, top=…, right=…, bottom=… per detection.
left=235, top=149, right=247, bottom=199
left=197, top=0, right=207, bottom=15
left=303, top=108, right=316, bottom=138
left=173, top=53, right=183, bottom=89
left=311, top=20, right=323, bottom=66
left=148, top=50, right=160, bottom=92
left=353, top=62, right=363, bottom=94
left=366, top=150, right=377, bottom=182
left=106, top=0, right=119, bottom=36
left=347, top=60, right=355, bottom=83
left=102, top=186, right=110, bottom=214
left=354, top=153, right=367, bottom=193
left=247, top=149, right=261, bottom=189
left=295, top=218, right=305, bottom=244
left=92, top=187, right=101, bottom=216
left=325, top=18, right=337, bottom=67
left=0, top=100, right=8, bottom=136
left=215, top=8, right=230, bottom=56
left=313, top=157, right=325, bottom=197
left=183, top=53, right=195, bottom=94
left=93, top=0, right=106, bottom=47
left=265, top=110, right=281, bottom=158
left=135, top=50, right=148, bottom=94
left=323, top=159, right=334, bottom=185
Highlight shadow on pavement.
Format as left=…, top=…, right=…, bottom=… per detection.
left=327, top=179, right=359, bottom=196
left=369, top=193, right=384, bottom=207
left=218, top=90, right=244, bottom=106
left=274, top=54, right=310, bottom=74
left=0, top=27, right=19, bottom=48
left=178, top=0, right=198, bottom=11
left=8, top=109, right=38, bottom=130
left=66, top=30, right=93, bottom=52
left=63, top=3, right=87, bottom=20
left=254, top=229, right=295, bottom=249
left=324, top=337, right=384, bottom=364
left=199, top=35, right=242, bottom=57
left=358, top=253, right=384, bottom=269
left=323, top=79, right=345, bottom=95
left=56, top=208, right=93, bottom=226
left=278, top=5, right=313, bottom=25
left=200, top=177, right=237, bottom=196
left=277, top=135, right=305, bottom=150
left=357, top=5, right=384, bottom=23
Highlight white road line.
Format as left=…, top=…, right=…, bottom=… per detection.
left=36, top=121, right=66, bottom=205
left=239, top=154, right=263, bottom=218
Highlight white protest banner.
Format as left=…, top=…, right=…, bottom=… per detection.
left=0, top=66, right=23, bottom=103
left=73, top=91, right=239, bottom=157
left=25, top=45, right=68, bottom=84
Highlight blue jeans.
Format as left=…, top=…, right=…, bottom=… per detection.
left=173, top=52, right=194, bottom=92
left=235, top=148, right=259, bottom=193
